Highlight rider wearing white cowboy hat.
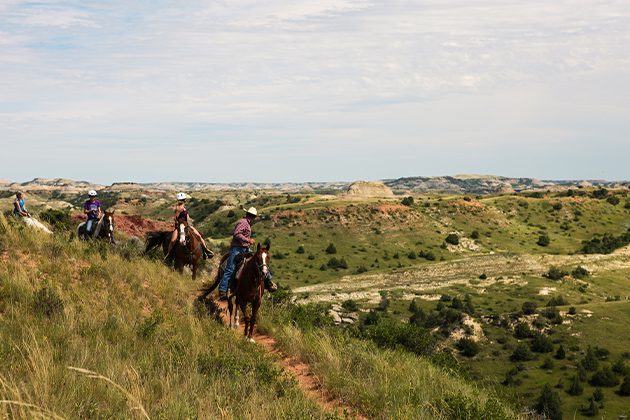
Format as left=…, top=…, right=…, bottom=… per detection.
left=165, top=192, right=214, bottom=262
left=218, top=206, right=276, bottom=300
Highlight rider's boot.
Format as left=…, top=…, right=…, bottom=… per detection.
left=202, top=246, right=214, bottom=260
left=264, top=273, right=278, bottom=292
left=164, top=241, right=175, bottom=264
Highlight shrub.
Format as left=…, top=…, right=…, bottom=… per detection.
left=541, top=358, right=555, bottom=370
left=555, top=345, right=566, bottom=360
left=547, top=295, right=569, bottom=307
left=295, top=245, right=305, bottom=254
left=325, top=243, right=337, bottom=254
left=534, top=384, right=563, bottom=420
left=338, top=258, right=348, bottom=269
left=455, top=338, right=480, bottom=358
left=537, top=234, right=550, bottom=247
left=341, top=299, right=359, bottom=312
left=590, top=366, right=619, bottom=387
left=514, top=323, right=533, bottom=339
left=478, top=273, right=487, bottom=280
left=607, top=196, right=620, bottom=206
left=511, top=343, right=534, bottom=362
left=531, top=333, right=554, bottom=353
left=581, top=397, right=598, bottom=417
left=418, top=250, right=436, bottom=261
left=568, top=307, right=577, bottom=315
left=471, top=230, right=480, bottom=239
left=571, top=266, right=590, bottom=279
left=33, top=286, right=64, bottom=317
left=435, top=393, right=512, bottom=420
left=581, top=347, right=599, bottom=371
left=567, top=375, right=583, bottom=396
left=39, top=208, right=72, bottom=231
left=407, top=251, right=417, bottom=260
left=545, top=266, right=568, bottom=280
left=355, top=265, right=368, bottom=274
left=619, top=376, right=630, bottom=396
left=552, top=202, right=563, bottom=211
left=361, top=318, right=437, bottom=357
left=593, top=387, right=604, bottom=402
left=581, top=231, right=630, bottom=254
left=401, top=196, right=414, bottom=206
left=445, top=234, right=460, bottom=245
left=522, top=301, right=538, bottom=315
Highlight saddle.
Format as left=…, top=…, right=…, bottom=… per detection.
left=220, top=251, right=253, bottom=291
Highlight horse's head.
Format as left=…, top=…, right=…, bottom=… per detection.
left=255, top=243, right=270, bottom=278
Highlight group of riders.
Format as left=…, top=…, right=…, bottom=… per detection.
left=11, top=190, right=276, bottom=300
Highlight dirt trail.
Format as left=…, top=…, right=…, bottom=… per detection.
left=212, top=298, right=365, bottom=419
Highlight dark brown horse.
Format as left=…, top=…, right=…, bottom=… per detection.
left=145, top=219, right=205, bottom=279
left=230, top=244, right=270, bottom=341
left=77, top=210, right=116, bottom=244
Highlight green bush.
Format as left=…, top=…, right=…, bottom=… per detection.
left=510, top=343, right=534, bottom=361
left=619, top=376, right=630, bottom=396
left=607, top=196, right=620, bottom=206
left=555, top=345, right=566, bottom=360
left=445, top=234, right=460, bottom=245
left=581, top=231, right=630, bottom=254
left=401, top=196, right=414, bottom=206
left=435, top=393, right=512, bottom=420
left=567, top=375, right=583, bottom=396
left=325, top=243, right=337, bottom=254
left=455, top=338, right=480, bottom=358
left=590, top=366, right=619, bottom=387
left=572, top=266, right=590, bottom=279
left=361, top=318, right=436, bottom=357
left=341, top=299, right=359, bottom=312
left=295, top=245, right=305, bottom=254
left=545, top=266, right=568, bottom=280
left=547, top=295, right=569, bottom=307
left=535, top=384, right=563, bottom=420
left=522, top=301, right=538, bottom=315
left=531, top=333, right=554, bottom=353
left=537, top=234, right=550, bottom=247
left=39, top=208, right=72, bottom=231
left=514, top=322, right=533, bottom=339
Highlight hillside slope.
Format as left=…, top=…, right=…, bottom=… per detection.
left=0, top=214, right=515, bottom=419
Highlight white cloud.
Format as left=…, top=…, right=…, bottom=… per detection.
left=0, top=0, right=629, bottom=182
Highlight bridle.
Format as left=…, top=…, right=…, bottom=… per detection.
left=253, top=251, right=269, bottom=283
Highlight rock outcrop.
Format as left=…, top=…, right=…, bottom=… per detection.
left=346, top=181, right=394, bottom=198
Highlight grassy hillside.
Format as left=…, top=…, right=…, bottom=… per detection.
left=0, top=214, right=515, bottom=419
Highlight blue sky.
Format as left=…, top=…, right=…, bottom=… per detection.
left=1, top=0, right=629, bottom=184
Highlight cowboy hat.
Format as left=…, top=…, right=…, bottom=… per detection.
left=244, top=207, right=258, bottom=216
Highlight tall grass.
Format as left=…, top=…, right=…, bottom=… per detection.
left=259, top=306, right=517, bottom=419
left=0, top=214, right=324, bottom=419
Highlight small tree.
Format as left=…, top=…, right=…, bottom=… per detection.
left=619, top=376, right=630, bottom=396
left=571, top=266, right=590, bottom=279
left=471, top=230, right=480, bottom=239
left=545, top=266, right=568, bottom=280
left=325, top=243, right=337, bottom=254
left=590, top=366, right=619, bottom=387
left=538, top=234, right=551, bottom=247
left=445, top=234, right=460, bottom=245
left=555, top=345, right=566, bottom=360
left=582, top=347, right=599, bottom=372
left=401, top=196, right=414, bottom=206
left=535, top=384, right=563, bottom=420
left=522, top=301, right=538, bottom=315
left=296, top=245, right=305, bottom=254
left=581, top=397, right=598, bottom=417
left=531, top=333, right=554, bottom=353
left=592, top=388, right=604, bottom=402
left=511, top=343, right=534, bottom=362
left=456, top=338, right=480, bottom=358
left=567, top=375, right=583, bottom=396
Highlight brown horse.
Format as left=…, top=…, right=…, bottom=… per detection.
left=145, top=219, right=205, bottom=279
left=77, top=210, right=116, bottom=244
left=230, top=244, right=270, bottom=341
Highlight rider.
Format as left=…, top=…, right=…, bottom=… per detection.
left=165, top=193, right=213, bottom=262
left=13, top=192, right=31, bottom=218
left=83, top=190, right=102, bottom=236
left=218, top=207, right=277, bottom=300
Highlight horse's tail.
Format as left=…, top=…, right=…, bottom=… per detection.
left=145, top=231, right=170, bottom=254
left=197, top=253, right=229, bottom=299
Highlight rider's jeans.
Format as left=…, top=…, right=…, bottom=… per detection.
left=219, top=246, right=249, bottom=293
left=86, top=219, right=95, bottom=233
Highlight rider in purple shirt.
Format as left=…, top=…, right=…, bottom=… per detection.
left=83, top=190, right=102, bottom=235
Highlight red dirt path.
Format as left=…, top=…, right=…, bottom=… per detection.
left=71, top=214, right=172, bottom=238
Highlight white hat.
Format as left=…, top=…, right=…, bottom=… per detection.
left=88, top=190, right=98, bottom=197
left=244, top=207, right=258, bottom=216
left=176, top=192, right=187, bottom=201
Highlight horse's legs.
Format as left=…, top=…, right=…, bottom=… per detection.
left=192, top=259, right=198, bottom=280
left=248, top=299, right=261, bottom=339
left=239, top=300, right=250, bottom=338
left=227, top=295, right=234, bottom=329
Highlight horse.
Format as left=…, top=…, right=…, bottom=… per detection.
left=77, top=210, right=116, bottom=244
left=231, top=244, right=270, bottom=341
left=145, top=218, right=204, bottom=280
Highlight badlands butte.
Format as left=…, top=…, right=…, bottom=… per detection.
left=2, top=174, right=630, bottom=419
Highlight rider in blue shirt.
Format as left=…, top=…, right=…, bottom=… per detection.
left=83, top=190, right=102, bottom=235
left=13, top=192, right=31, bottom=217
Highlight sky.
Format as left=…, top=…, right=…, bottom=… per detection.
left=1, top=0, right=629, bottom=184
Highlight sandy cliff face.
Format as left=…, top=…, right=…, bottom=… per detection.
left=346, top=181, right=394, bottom=198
